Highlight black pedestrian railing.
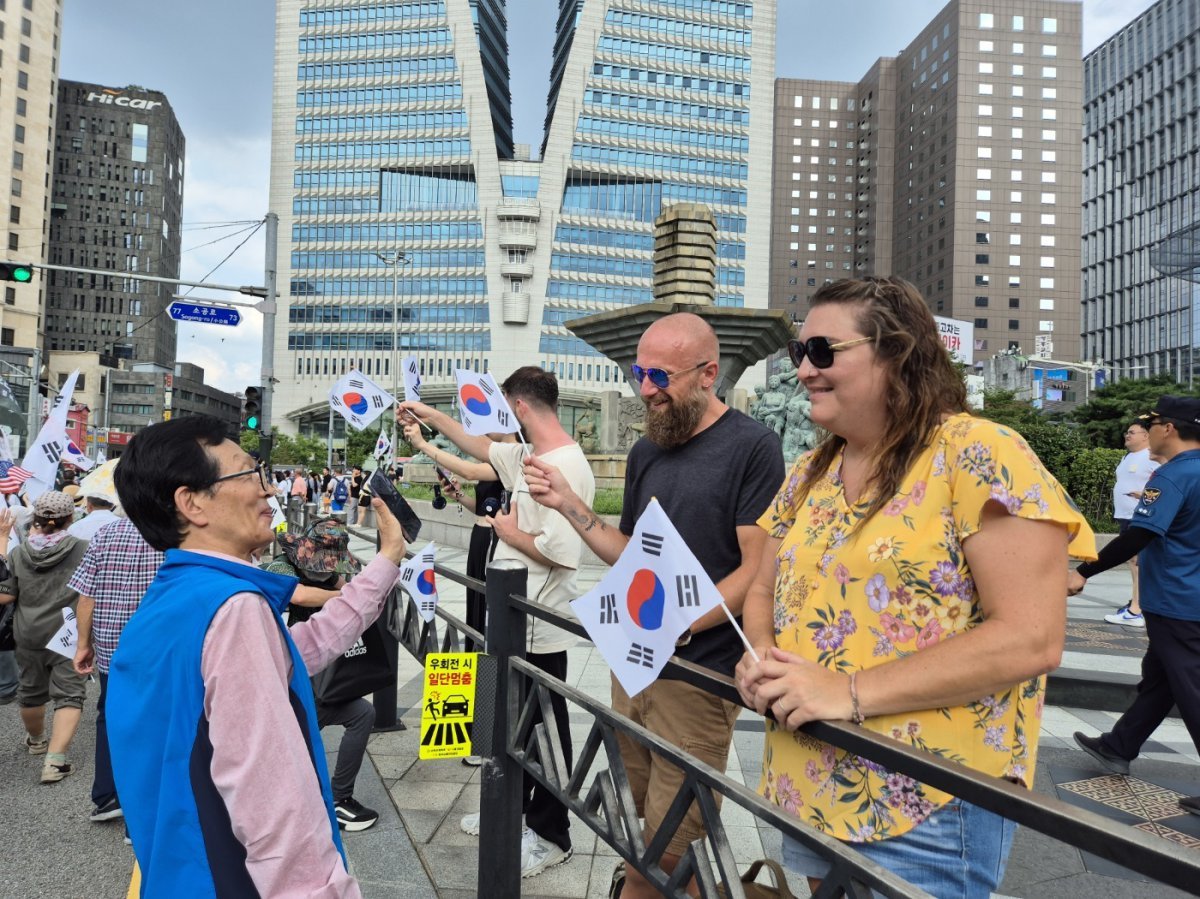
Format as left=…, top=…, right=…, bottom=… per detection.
left=329, top=528, right=1200, bottom=898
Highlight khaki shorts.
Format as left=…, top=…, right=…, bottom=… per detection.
left=611, top=674, right=740, bottom=857
left=15, top=646, right=86, bottom=710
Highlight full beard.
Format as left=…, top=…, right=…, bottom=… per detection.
left=644, top=387, right=707, bottom=449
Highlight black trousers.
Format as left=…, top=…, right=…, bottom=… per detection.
left=523, top=649, right=572, bottom=852
left=1102, top=612, right=1200, bottom=760
left=317, top=697, right=376, bottom=801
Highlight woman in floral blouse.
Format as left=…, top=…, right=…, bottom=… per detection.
left=736, top=277, right=1095, bottom=897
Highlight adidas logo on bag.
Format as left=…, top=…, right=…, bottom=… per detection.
left=344, top=637, right=367, bottom=659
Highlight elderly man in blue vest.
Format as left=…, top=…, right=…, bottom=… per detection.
left=107, top=415, right=406, bottom=897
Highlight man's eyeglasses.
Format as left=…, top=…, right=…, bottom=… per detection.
left=631, top=360, right=710, bottom=390
left=212, top=460, right=271, bottom=493
left=787, top=336, right=874, bottom=370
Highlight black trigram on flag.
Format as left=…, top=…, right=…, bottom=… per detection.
left=421, top=721, right=470, bottom=747
left=42, top=441, right=63, bottom=464
left=400, top=567, right=415, bottom=583
left=495, top=409, right=510, bottom=428
left=349, top=378, right=364, bottom=389
left=626, top=643, right=655, bottom=668
left=406, top=360, right=418, bottom=374
left=419, top=600, right=436, bottom=616
left=600, top=593, right=618, bottom=624
left=462, top=413, right=473, bottom=430
left=676, top=574, right=700, bottom=607
left=371, top=394, right=385, bottom=408
left=480, top=379, right=495, bottom=396
left=421, top=551, right=435, bottom=565
left=641, top=533, right=664, bottom=557
left=330, top=395, right=343, bottom=407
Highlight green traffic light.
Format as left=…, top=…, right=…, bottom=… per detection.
left=12, top=266, right=31, bottom=282
left=246, top=415, right=259, bottom=430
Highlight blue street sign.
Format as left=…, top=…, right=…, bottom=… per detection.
left=167, top=302, right=241, bottom=327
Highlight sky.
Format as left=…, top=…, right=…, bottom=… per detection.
left=59, top=0, right=1159, bottom=393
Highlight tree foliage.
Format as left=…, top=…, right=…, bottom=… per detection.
left=1069, top=373, right=1200, bottom=448
left=343, top=422, right=413, bottom=469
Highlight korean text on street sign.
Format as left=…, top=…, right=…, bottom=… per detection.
left=418, top=652, right=478, bottom=760
left=167, top=302, right=242, bottom=327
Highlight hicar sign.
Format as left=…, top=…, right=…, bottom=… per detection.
left=86, top=91, right=161, bottom=111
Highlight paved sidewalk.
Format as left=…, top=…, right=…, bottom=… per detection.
left=2, top=537, right=1194, bottom=898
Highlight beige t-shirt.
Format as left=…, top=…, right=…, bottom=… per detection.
left=489, top=440, right=595, bottom=654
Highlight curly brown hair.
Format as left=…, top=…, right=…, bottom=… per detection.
left=796, top=276, right=968, bottom=527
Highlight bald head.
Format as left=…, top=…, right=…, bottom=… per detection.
left=639, top=313, right=719, bottom=366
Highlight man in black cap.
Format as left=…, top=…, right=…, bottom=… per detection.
left=1068, top=395, right=1200, bottom=817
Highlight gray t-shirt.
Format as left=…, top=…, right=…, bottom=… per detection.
left=620, top=408, right=784, bottom=677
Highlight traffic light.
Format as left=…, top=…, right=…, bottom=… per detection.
left=242, top=386, right=261, bottom=431
left=0, top=262, right=33, bottom=282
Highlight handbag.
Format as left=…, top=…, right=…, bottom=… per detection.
left=310, top=598, right=399, bottom=706
left=716, top=859, right=796, bottom=899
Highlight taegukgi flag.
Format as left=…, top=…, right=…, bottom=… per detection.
left=21, top=369, right=82, bottom=498
left=398, top=541, right=439, bottom=622
left=454, top=370, right=519, bottom=436
left=402, top=355, right=422, bottom=403
left=374, top=424, right=392, bottom=462
left=329, top=369, right=395, bottom=430
left=572, top=498, right=723, bottom=697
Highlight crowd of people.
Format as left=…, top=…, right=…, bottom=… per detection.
left=2, top=274, right=1196, bottom=897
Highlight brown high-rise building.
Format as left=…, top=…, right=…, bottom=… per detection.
left=771, top=0, right=1083, bottom=362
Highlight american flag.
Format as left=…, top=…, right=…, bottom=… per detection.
left=0, top=459, right=33, bottom=494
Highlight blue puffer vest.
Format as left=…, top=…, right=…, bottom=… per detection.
left=107, top=549, right=344, bottom=897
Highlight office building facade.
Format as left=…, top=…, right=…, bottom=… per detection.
left=46, top=81, right=185, bottom=369
left=271, top=0, right=775, bottom=431
left=0, top=0, right=62, bottom=354
left=1082, top=0, right=1200, bottom=383
left=771, top=0, right=1083, bottom=362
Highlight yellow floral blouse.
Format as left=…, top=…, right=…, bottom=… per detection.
left=757, top=414, right=1095, bottom=843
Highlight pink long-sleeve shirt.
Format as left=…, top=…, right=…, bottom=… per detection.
left=197, top=550, right=398, bottom=898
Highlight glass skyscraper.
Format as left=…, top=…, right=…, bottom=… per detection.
left=271, top=0, right=774, bottom=430
left=1082, top=0, right=1200, bottom=384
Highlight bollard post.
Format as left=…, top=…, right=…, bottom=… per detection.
left=372, top=526, right=406, bottom=732
left=477, top=559, right=528, bottom=899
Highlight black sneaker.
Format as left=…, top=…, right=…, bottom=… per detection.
left=1180, top=796, right=1200, bottom=817
left=334, top=797, right=379, bottom=832
left=1073, top=732, right=1130, bottom=776
left=90, top=797, right=124, bottom=822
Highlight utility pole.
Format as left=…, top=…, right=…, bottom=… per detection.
left=375, top=250, right=407, bottom=406
left=261, top=212, right=279, bottom=435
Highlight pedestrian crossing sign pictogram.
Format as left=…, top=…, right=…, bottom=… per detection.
left=418, top=652, right=478, bottom=760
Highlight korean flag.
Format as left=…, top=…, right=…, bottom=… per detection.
left=571, top=499, right=723, bottom=697
left=329, top=369, right=395, bottom=431
left=454, top=370, right=519, bottom=436
left=402, top=355, right=422, bottom=403
left=398, top=541, right=439, bottom=622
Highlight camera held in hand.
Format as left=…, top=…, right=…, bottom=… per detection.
left=480, top=490, right=511, bottom=519
left=431, top=484, right=447, bottom=510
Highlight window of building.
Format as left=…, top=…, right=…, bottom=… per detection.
left=976, top=189, right=991, bottom=201
left=975, top=296, right=989, bottom=307
left=978, top=125, right=993, bottom=137
left=0, top=328, right=12, bottom=346
left=979, top=13, right=994, bottom=28
left=1042, top=67, right=1057, bottom=78
left=1042, top=44, right=1057, bottom=57
left=1041, top=129, right=1056, bottom=140
left=976, top=253, right=990, bottom=264
left=4, top=287, right=13, bottom=305
left=1011, top=85, right=1024, bottom=97
left=980, top=83, right=994, bottom=95
left=977, top=168, right=992, bottom=180
left=974, top=318, right=989, bottom=329
left=976, top=232, right=990, bottom=244
left=1012, top=42, right=1024, bottom=54
left=1009, top=298, right=1020, bottom=308
left=1040, top=299, right=1055, bottom=310
left=1012, top=106, right=1024, bottom=118
left=1042, top=18, right=1057, bottom=33
left=1039, top=277, right=1054, bottom=289
left=1009, top=255, right=1021, bottom=266
left=1010, top=212, right=1022, bottom=223
left=979, top=62, right=993, bottom=74
left=979, top=40, right=994, bottom=52
left=1041, top=108, right=1057, bottom=120
left=978, top=104, right=993, bottom=116
left=1009, top=320, right=1020, bottom=331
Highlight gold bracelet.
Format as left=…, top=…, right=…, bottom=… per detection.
left=849, top=671, right=865, bottom=725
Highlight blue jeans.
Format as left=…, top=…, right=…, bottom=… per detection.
left=782, top=798, right=1016, bottom=899
left=92, top=671, right=118, bottom=807
left=0, top=649, right=17, bottom=697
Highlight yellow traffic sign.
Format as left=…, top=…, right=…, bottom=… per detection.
left=418, top=652, right=478, bottom=760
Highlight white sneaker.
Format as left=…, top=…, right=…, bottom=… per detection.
left=1104, top=607, right=1145, bottom=628
left=459, top=811, right=531, bottom=840
left=521, top=835, right=572, bottom=878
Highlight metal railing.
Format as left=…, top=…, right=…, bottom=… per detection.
left=322, top=524, right=1200, bottom=898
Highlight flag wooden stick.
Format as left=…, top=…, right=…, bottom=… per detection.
left=718, top=601, right=759, bottom=663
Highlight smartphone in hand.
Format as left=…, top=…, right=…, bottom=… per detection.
left=368, top=468, right=422, bottom=542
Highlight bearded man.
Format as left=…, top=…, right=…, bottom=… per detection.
left=524, top=312, right=783, bottom=898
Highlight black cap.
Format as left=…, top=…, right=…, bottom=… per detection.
left=1140, top=395, right=1200, bottom=426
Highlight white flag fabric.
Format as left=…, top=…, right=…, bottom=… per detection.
left=397, top=541, right=439, bottom=622
left=47, top=607, right=79, bottom=660
left=63, top=436, right=95, bottom=471
left=329, top=369, right=394, bottom=431
left=374, top=425, right=392, bottom=462
left=21, top=369, right=81, bottom=498
left=95, top=446, right=107, bottom=466
left=454, top=370, right=519, bottom=436
left=402, top=355, right=422, bottom=403
left=571, top=499, right=724, bottom=697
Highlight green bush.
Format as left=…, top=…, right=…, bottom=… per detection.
left=1062, top=447, right=1124, bottom=533
left=594, top=488, right=624, bottom=516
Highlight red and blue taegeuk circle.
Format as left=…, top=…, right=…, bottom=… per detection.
left=342, top=392, right=369, bottom=415
left=626, top=569, right=664, bottom=630
left=417, top=569, right=437, bottom=595
left=459, top=384, right=491, bottom=416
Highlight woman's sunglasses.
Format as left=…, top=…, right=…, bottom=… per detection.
left=787, top=336, right=873, bottom=369
left=630, top=360, right=709, bottom=389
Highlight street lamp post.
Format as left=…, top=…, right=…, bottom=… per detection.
left=375, top=251, right=408, bottom=403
